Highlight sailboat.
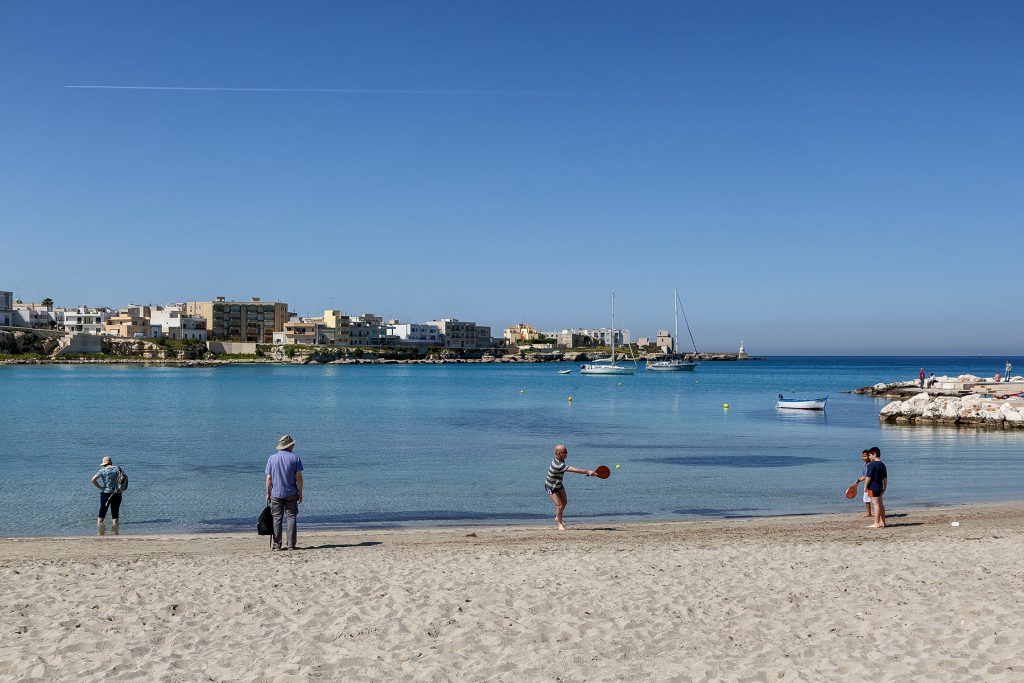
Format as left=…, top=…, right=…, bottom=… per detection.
left=580, top=292, right=635, bottom=376
left=646, top=288, right=699, bottom=372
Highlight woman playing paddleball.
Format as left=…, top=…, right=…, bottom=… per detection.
left=545, top=444, right=597, bottom=530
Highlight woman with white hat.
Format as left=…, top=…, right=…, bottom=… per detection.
left=90, top=456, right=126, bottom=535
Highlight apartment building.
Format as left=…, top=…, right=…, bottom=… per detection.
left=104, top=306, right=155, bottom=338
left=427, top=318, right=494, bottom=350
left=0, top=291, right=12, bottom=326
left=386, top=322, right=441, bottom=345
left=12, top=304, right=58, bottom=329
left=184, top=297, right=288, bottom=343
left=62, top=307, right=112, bottom=334
left=273, top=318, right=320, bottom=345
left=580, top=327, right=629, bottom=346
left=322, top=310, right=351, bottom=346
left=151, top=307, right=208, bottom=341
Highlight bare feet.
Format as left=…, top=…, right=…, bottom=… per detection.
left=867, top=524, right=885, bottom=528
left=557, top=522, right=566, bottom=531
left=862, top=513, right=873, bottom=517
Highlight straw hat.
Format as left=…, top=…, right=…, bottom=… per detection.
left=277, top=435, right=295, bottom=450
left=100, top=456, right=113, bottom=466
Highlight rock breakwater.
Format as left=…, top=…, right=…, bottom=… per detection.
left=880, top=392, right=1024, bottom=428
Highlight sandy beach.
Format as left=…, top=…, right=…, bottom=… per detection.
left=2, top=503, right=1022, bottom=682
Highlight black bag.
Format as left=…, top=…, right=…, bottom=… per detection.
left=116, top=467, right=129, bottom=492
left=257, top=505, right=273, bottom=535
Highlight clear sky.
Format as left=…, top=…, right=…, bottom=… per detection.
left=2, top=2, right=1021, bottom=354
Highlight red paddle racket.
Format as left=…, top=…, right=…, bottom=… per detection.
left=595, top=465, right=611, bottom=479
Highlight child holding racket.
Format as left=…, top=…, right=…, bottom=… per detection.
left=545, top=444, right=598, bottom=531
left=857, top=450, right=873, bottom=517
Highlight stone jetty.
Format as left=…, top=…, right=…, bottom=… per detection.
left=859, top=374, right=1024, bottom=428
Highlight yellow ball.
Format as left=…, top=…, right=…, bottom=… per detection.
left=520, top=389, right=524, bottom=394
left=723, top=403, right=729, bottom=409
left=615, top=464, right=620, bottom=469
left=568, top=396, right=573, bottom=402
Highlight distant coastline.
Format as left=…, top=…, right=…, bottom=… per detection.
left=1, top=350, right=762, bottom=367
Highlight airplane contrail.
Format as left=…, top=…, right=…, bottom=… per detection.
left=65, top=84, right=545, bottom=96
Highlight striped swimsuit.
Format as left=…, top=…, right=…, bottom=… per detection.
left=545, top=458, right=568, bottom=493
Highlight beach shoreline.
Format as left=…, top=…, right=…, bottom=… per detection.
left=8, top=496, right=1024, bottom=539
left=3, top=502, right=1022, bottom=681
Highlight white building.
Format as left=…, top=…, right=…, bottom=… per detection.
left=62, top=307, right=113, bottom=335
left=386, top=322, right=441, bottom=344
left=150, top=307, right=208, bottom=341
left=13, top=304, right=57, bottom=329
left=0, top=291, right=12, bottom=326
left=580, top=327, right=629, bottom=346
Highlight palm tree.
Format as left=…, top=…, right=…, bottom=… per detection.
left=41, top=298, right=53, bottom=308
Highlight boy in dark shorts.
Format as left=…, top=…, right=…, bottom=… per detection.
left=864, top=446, right=887, bottom=528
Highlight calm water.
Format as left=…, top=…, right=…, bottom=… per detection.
left=2, top=357, right=1021, bottom=536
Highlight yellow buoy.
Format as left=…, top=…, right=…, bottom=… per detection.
left=520, top=389, right=524, bottom=394
left=568, top=396, right=573, bottom=402
left=723, top=403, right=729, bottom=409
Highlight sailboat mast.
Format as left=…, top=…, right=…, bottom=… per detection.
left=610, top=291, right=616, bottom=360
left=673, top=288, right=679, bottom=356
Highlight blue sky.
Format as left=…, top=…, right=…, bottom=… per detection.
left=2, top=2, right=1021, bottom=354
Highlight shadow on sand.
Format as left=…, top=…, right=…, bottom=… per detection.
left=297, top=541, right=382, bottom=551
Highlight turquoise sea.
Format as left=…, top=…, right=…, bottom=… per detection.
left=2, top=357, right=1022, bottom=536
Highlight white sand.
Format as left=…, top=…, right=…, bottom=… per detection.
left=2, top=503, right=1023, bottom=681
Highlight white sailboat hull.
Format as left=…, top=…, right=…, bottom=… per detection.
left=580, top=364, right=635, bottom=375
left=646, top=360, right=698, bottom=372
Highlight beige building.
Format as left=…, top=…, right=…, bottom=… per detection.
left=322, top=310, right=352, bottom=346
left=274, top=319, right=320, bottom=345
left=104, top=309, right=153, bottom=338
left=184, top=297, right=288, bottom=343
left=503, top=323, right=540, bottom=346
left=656, top=329, right=674, bottom=351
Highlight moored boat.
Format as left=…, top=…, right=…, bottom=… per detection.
left=581, top=292, right=636, bottom=376
left=646, top=287, right=699, bottom=373
left=647, top=358, right=698, bottom=372
left=776, top=394, right=828, bottom=410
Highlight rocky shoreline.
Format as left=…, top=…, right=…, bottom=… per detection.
left=0, top=353, right=760, bottom=367
left=855, top=375, right=1024, bottom=429
left=1, top=329, right=761, bottom=367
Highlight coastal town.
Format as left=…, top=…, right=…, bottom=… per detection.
left=0, top=290, right=748, bottom=363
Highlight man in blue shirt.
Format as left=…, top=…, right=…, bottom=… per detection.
left=864, top=446, right=887, bottom=529
left=265, top=435, right=304, bottom=550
